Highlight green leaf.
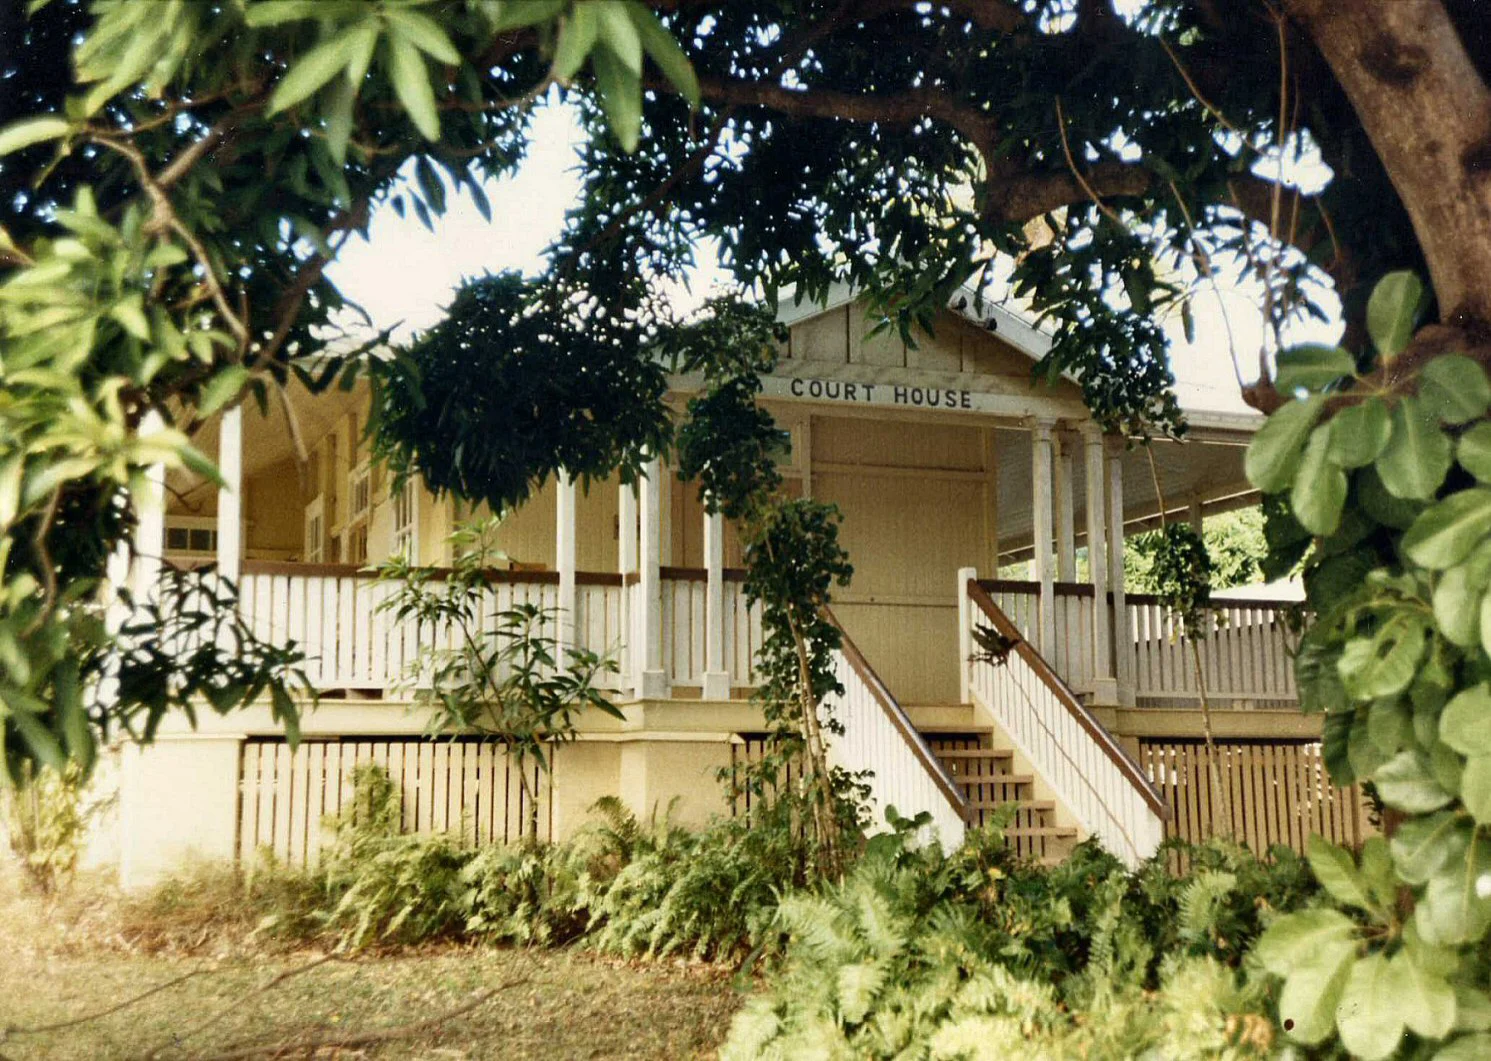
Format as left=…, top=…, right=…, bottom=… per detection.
left=1375, top=749, right=1456, bottom=813
left=1404, top=488, right=1491, bottom=570
left=388, top=35, right=441, bottom=141
left=491, top=0, right=567, bottom=30
left=1458, top=423, right=1491, bottom=483
left=1462, top=754, right=1491, bottom=824
left=628, top=1, right=699, bottom=107
left=343, top=20, right=380, bottom=87
left=242, top=1, right=325, bottom=27
left=1254, top=907, right=1357, bottom=974
left=1368, top=270, right=1425, bottom=359
left=1432, top=544, right=1491, bottom=647
left=1307, top=835, right=1372, bottom=911
left=594, top=1, right=642, bottom=75
left=385, top=7, right=462, bottom=65
left=1417, top=833, right=1491, bottom=946
left=0, top=116, right=70, bottom=156
left=1377, top=397, right=1453, bottom=500
left=1438, top=1034, right=1491, bottom=1060
left=1291, top=429, right=1347, bottom=535
left=1246, top=396, right=1324, bottom=494
left=1339, top=612, right=1426, bottom=699
left=1335, top=953, right=1403, bottom=1060
left=591, top=46, right=641, bottom=153
left=1280, top=944, right=1358, bottom=1044
left=1390, top=947, right=1458, bottom=1041
left=1441, top=683, right=1491, bottom=756
left=324, top=76, right=356, bottom=168
left=1275, top=344, right=1355, bottom=393
left=551, top=3, right=599, bottom=82
left=1326, top=399, right=1391, bottom=468
left=1391, top=811, right=1469, bottom=886
left=198, top=365, right=250, bottom=418
left=268, top=28, right=366, bottom=115
left=8, top=710, right=66, bottom=772
left=1420, top=354, right=1491, bottom=425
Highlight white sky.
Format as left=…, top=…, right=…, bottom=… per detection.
left=328, top=103, right=1339, bottom=417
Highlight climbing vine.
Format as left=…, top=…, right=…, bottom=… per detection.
left=1246, top=272, right=1491, bottom=1057
left=671, top=298, right=859, bottom=875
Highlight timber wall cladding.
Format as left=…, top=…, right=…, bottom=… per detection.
left=1138, top=738, right=1375, bottom=860
left=237, top=738, right=554, bottom=868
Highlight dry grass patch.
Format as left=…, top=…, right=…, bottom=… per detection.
left=0, top=872, right=742, bottom=1060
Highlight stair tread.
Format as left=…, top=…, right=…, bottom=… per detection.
left=993, top=826, right=1079, bottom=838
left=935, top=749, right=1012, bottom=759
left=962, top=799, right=1054, bottom=811
left=951, top=773, right=1034, bottom=785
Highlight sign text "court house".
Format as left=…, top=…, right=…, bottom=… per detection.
left=787, top=377, right=974, bottom=410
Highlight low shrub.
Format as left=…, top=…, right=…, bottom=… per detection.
left=720, top=811, right=1315, bottom=1058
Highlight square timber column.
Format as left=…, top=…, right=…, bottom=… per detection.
left=702, top=506, right=731, bottom=700
left=1082, top=424, right=1119, bottom=703
left=635, top=457, right=668, bottom=699
left=133, top=410, right=168, bottom=602
left=555, top=472, right=577, bottom=656
left=1054, top=432, right=1077, bottom=582
left=216, top=405, right=243, bottom=584
left=618, top=479, right=638, bottom=689
left=1029, top=418, right=1057, bottom=656
left=1107, top=443, right=1135, bottom=705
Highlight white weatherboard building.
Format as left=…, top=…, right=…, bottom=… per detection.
left=113, top=291, right=1373, bottom=886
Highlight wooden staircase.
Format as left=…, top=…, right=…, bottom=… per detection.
left=914, top=710, right=1078, bottom=862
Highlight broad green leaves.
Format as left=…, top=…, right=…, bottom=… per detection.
left=1368, top=270, right=1426, bottom=359
left=1404, top=490, right=1491, bottom=569
left=1275, top=344, right=1355, bottom=393
left=1254, top=908, right=1358, bottom=1044
left=1245, top=396, right=1323, bottom=493
left=1379, top=398, right=1453, bottom=500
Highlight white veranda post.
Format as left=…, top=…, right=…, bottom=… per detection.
left=702, top=506, right=730, bottom=700
left=635, top=457, right=667, bottom=699
left=216, top=404, right=243, bottom=584
left=1083, top=425, right=1117, bottom=703
left=1029, top=418, right=1057, bottom=656
left=1054, top=433, right=1077, bottom=582
left=1107, top=445, right=1133, bottom=704
left=618, top=480, right=638, bottom=687
left=555, top=473, right=577, bottom=656
left=132, top=410, right=167, bottom=603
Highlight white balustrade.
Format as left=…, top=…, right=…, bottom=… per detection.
left=823, top=625, right=967, bottom=846
left=1123, top=596, right=1298, bottom=705
left=236, top=567, right=626, bottom=692
left=659, top=572, right=762, bottom=692
left=964, top=580, right=1165, bottom=866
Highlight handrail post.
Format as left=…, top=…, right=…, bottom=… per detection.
left=957, top=567, right=977, bottom=704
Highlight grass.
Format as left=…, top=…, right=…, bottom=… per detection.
left=0, top=868, right=742, bottom=1060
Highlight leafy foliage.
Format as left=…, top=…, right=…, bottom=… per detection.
left=3, top=762, right=109, bottom=895
left=375, top=518, right=621, bottom=835
left=1127, top=509, right=1270, bottom=595
left=371, top=272, right=673, bottom=513
left=720, top=814, right=1312, bottom=1058
left=1245, top=272, right=1491, bottom=1056
left=670, top=301, right=859, bottom=872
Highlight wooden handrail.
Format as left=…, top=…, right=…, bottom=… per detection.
left=822, top=607, right=969, bottom=819
left=979, top=578, right=1302, bottom=612
left=239, top=560, right=623, bottom=586
left=966, top=579, right=1167, bottom=818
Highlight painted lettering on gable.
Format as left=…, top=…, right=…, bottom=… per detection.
left=787, top=377, right=973, bottom=410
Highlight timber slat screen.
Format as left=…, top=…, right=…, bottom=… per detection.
left=237, top=737, right=554, bottom=868
left=1138, top=738, right=1375, bottom=861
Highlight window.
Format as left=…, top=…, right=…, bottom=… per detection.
left=343, top=460, right=372, bottom=564
left=304, top=496, right=325, bottom=564
left=164, top=517, right=218, bottom=559
left=392, top=479, right=417, bottom=559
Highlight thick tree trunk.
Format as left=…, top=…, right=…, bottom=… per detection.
left=1285, top=0, right=1491, bottom=328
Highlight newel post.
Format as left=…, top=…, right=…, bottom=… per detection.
left=957, top=567, right=977, bottom=705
